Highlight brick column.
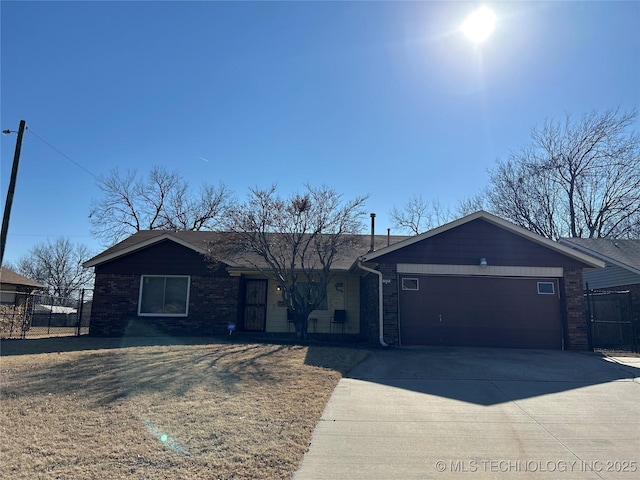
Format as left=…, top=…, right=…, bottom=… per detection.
left=562, top=268, right=589, bottom=350
left=359, top=272, right=380, bottom=344
left=379, top=263, right=399, bottom=346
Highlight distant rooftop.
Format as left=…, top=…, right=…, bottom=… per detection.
left=560, top=238, right=640, bottom=274
left=0, top=267, right=46, bottom=289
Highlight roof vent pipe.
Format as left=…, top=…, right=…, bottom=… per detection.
left=387, top=228, right=390, bottom=247
left=369, top=213, right=376, bottom=253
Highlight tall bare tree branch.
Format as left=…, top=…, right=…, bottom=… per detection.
left=388, top=195, right=453, bottom=235
left=487, top=108, right=640, bottom=239
left=90, top=166, right=232, bottom=245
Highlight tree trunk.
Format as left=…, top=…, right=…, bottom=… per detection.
left=568, top=178, right=578, bottom=237
left=294, top=313, right=309, bottom=342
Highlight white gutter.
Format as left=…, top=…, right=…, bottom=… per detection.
left=358, top=260, right=388, bottom=347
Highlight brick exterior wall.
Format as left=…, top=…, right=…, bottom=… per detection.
left=358, top=263, right=401, bottom=346
left=90, top=273, right=240, bottom=336
left=90, top=274, right=138, bottom=336
left=379, top=263, right=400, bottom=346
left=562, top=267, right=589, bottom=350
left=359, top=272, right=379, bottom=344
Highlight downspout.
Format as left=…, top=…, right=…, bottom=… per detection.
left=358, top=260, right=388, bottom=347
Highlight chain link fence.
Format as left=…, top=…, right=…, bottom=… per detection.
left=0, top=289, right=93, bottom=339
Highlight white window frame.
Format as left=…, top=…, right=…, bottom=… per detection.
left=138, top=275, right=191, bottom=317
left=537, top=281, right=555, bottom=295
left=402, top=277, right=419, bottom=291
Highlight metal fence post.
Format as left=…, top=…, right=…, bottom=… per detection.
left=21, top=296, right=30, bottom=339
left=77, top=289, right=85, bottom=337
left=584, top=283, right=594, bottom=352
left=628, top=292, right=638, bottom=354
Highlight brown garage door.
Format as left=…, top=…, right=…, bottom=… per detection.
left=399, top=275, right=563, bottom=349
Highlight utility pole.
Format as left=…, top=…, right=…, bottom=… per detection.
left=1, top=119, right=27, bottom=266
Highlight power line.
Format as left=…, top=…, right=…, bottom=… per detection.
left=26, top=129, right=100, bottom=181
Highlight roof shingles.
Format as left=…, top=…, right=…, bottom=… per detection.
left=0, top=267, right=45, bottom=289
left=560, top=238, right=640, bottom=274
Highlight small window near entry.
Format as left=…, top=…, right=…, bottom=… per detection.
left=537, top=282, right=554, bottom=295
left=139, top=275, right=190, bottom=316
left=402, top=278, right=419, bottom=291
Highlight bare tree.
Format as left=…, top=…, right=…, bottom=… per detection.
left=15, top=238, right=93, bottom=298
left=208, top=185, right=368, bottom=341
left=388, top=196, right=452, bottom=234
left=163, top=182, right=232, bottom=231
left=455, top=193, right=487, bottom=218
left=487, top=108, right=640, bottom=239
left=486, top=155, right=563, bottom=239
left=90, top=166, right=232, bottom=244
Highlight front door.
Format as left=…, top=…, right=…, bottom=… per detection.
left=243, top=279, right=267, bottom=331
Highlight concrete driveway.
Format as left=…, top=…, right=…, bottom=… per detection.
left=294, top=348, right=640, bottom=480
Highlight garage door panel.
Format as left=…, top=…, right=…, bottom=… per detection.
left=399, top=275, right=563, bottom=349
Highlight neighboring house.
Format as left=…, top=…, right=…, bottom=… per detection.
left=83, top=211, right=604, bottom=350
left=0, top=267, right=45, bottom=305
left=0, top=267, right=45, bottom=336
left=558, top=238, right=640, bottom=328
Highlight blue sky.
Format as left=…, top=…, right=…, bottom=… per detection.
left=1, top=1, right=638, bottom=265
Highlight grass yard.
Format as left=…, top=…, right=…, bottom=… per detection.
left=0, top=337, right=370, bottom=479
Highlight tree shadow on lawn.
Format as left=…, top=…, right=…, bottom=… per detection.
left=1, top=332, right=368, bottom=408
left=1, top=345, right=239, bottom=406
left=0, top=334, right=218, bottom=357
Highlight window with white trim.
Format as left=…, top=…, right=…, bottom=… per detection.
left=402, top=277, right=419, bottom=291
left=537, top=281, right=555, bottom=295
left=139, top=275, right=190, bottom=316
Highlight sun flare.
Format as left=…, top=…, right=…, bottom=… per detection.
left=461, top=6, right=496, bottom=43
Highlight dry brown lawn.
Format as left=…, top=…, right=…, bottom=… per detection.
left=0, top=337, right=370, bottom=479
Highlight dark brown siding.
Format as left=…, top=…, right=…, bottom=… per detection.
left=95, top=240, right=222, bottom=276
left=377, top=219, right=590, bottom=268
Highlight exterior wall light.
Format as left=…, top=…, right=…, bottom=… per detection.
left=479, top=258, right=488, bottom=267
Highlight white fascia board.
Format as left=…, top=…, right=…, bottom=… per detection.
left=83, top=233, right=208, bottom=268
left=398, top=263, right=564, bottom=277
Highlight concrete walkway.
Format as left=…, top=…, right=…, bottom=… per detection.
left=294, top=348, right=640, bottom=480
